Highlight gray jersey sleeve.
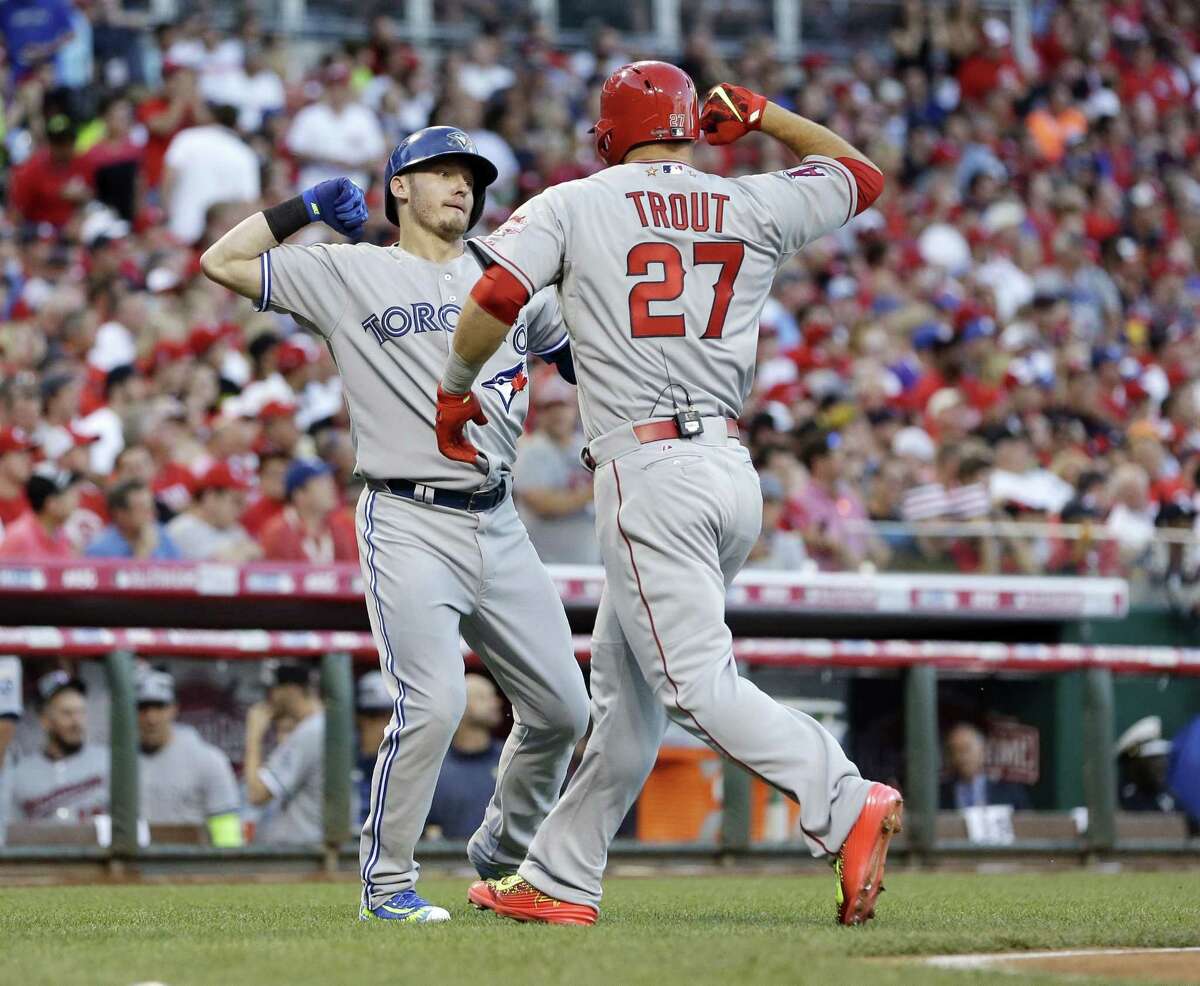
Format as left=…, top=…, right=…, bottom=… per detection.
left=0, top=657, right=21, bottom=719
left=734, top=155, right=857, bottom=258
left=260, top=721, right=320, bottom=802
left=475, top=189, right=567, bottom=296
left=523, top=288, right=569, bottom=357
left=257, top=243, right=351, bottom=337
left=200, top=745, right=241, bottom=817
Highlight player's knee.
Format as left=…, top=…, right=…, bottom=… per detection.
left=653, top=673, right=714, bottom=723
left=428, top=679, right=467, bottom=735
left=536, top=688, right=590, bottom=745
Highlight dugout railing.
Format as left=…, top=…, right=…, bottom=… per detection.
left=1, top=561, right=1196, bottom=873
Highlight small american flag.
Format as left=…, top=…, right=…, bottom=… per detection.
left=901, top=483, right=950, bottom=522
left=947, top=482, right=991, bottom=519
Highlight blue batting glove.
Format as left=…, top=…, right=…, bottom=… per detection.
left=301, top=178, right=369, bottom=238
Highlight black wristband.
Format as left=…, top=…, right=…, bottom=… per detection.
left=262, top=195, right=311, bottom=243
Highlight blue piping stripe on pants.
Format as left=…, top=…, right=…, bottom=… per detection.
left=360, top=489, right=407, bottom=901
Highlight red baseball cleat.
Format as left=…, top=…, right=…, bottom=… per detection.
left=835, top=782, right=903, bottom=926
left=468, top=875, right=598, bottom=926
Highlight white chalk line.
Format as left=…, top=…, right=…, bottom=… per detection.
left=925, top=946, right=1200, bottom=970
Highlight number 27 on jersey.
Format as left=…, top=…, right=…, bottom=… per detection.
left=626, top=240, right=745, bottom=341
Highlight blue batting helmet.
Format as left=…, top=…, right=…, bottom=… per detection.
left=383, top=126, right=499, bottom=229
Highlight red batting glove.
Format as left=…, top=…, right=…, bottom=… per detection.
left=435, top=385, right=489, bottom=463
left=700, top=83, right=768, bottom=146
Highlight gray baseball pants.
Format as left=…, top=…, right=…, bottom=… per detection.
left=517, top=419, right=872, bottom=909
left=356, top=486, right=589, bottom=909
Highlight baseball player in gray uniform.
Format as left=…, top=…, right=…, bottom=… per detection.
left=0, top=655, right=22, bottom=844
left=10, top=671, right=109, bottom=827
left=438, top=64, right=902, bottom=927
left=244, top=663, right=326, bottom=846
left=136, top=668, right=242, bottom=847
left=201, top=126, right=589, bottom=923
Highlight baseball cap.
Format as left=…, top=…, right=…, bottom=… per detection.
left=263, top=660, right=313, bottom=689
left=37, top=669, right=86, bottom=707
left=891, top=426, right=936, bottom=463
left=356, top=671, right=393, bottom=713
left=533, top=373, right=576, bottom=408
left=46, top=114, right=75, bottom=142
left=259, top=400, right=298, bottom=422
left=26, top=465, right=78, bottom=506
left=0, top=426, right=32, bottom=455
left=276, top=341, right=314, bottom=373
left=196, top=461, right=250, bottom=494
left=136, top=669, right=176, bottom=706
left=1114, top=716, right=1172, bottom=759
left=285, top=459, right=332, bottom=499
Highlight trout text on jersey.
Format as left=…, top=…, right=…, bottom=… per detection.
left=625, top=190, right=730, bottom=233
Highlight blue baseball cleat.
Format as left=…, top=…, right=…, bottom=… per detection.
left=359, top=889, right=451, bottom=924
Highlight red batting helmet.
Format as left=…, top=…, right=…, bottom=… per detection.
left=592, top=61, right=700, bottom=167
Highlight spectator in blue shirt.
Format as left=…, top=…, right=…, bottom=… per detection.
left=86, top=479, right=182, bottom=560
left=0, top=0, right=75, bottom=80
left=425, top=673, right=503, bottom=839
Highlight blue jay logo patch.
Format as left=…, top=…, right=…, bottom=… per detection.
left=481, top=361, right=529, bottom=412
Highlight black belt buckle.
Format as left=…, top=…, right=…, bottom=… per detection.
left=466, top=481, right=503, bottom=512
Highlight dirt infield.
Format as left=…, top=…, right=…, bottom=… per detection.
left=924, top=947, right=1200, bottom=982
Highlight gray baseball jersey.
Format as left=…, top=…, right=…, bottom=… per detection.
left=258, top=710, right=324, bottom=844
left=0, top=656, right=22, bottom=843
left=466, top=154, right=873, bottom=909
left=475, top=155, right=858, bottom=440
left=10, top=744, right=109, bottom=824
left=257, top=242, right=568, bottom=491
left=243, top=230, right=588, bottom=906
left=139, top=723, right=239, bottom=826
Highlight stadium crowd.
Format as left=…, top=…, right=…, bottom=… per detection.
left=0, top=0, right=1198, bottom=601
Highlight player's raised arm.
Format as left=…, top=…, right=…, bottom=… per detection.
left=701, top=82, right=879, bottom=170
left=701, top=83, right=884, bottom=250
left=200, top=178, right=369, bottom=301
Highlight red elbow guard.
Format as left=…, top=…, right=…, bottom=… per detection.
left=837, top=157, right=885, bottom=215
left=471, top=264, right=530, bottom=325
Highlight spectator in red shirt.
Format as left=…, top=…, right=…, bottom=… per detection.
left=956, top=19, right=1023, bottom=105
left=258, top=401, right=310, bottom=459
left=81, top=93, right=145, bottom=222
left=8, top=114, right=93, bottom=229
left=0, top=467, right=80, bottom=560
left=258, top=460, right=357, bottom=564
left=137, top=64, right=203, bottom=189
left=0, top=427, right=35, bottom=535
left=240, top=450, right=290, bottom=537
left=1120, top=41, right=1188, bottom=113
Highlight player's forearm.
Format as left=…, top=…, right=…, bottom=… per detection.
left=518, top=486, right=591, bottom=517
left=443, top=299, right=510, bottom=393
left=0, top=719, right=14, bottom=763
left=242, top=720, right=272, bottom=806
left=760, top=102, right=877, bottom=170
left=200, top=212, right=276, bottom=301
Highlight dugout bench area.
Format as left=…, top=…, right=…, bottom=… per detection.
left=0, top=560, right=1197, bottom=876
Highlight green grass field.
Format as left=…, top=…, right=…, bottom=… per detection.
left=1, top=871, right=1197, bottom=986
